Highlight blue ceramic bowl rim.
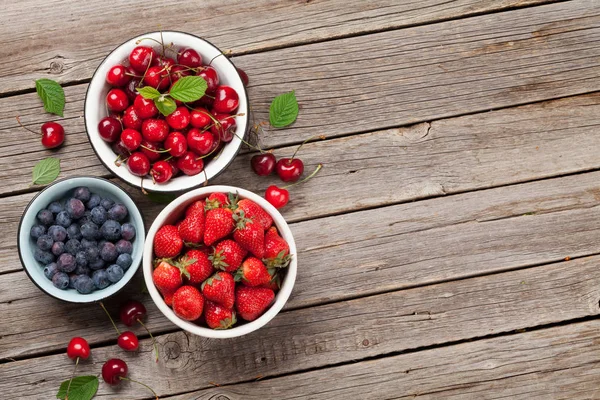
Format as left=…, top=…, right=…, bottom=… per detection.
left=17, top=176, right=146, bottom=303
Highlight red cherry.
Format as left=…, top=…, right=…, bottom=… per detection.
left=165, top=106, right=190, bottom=130
left=197, top=66, right=219, bottom=93
left=190, top=108, right=212, bottom=128
left=187, top=129, right=214, bottom=155
left=117, top=331, right=139, bottom=351
left=112, top=141, right=131, bottom=158
left=106, top=89, right=130, bottom=112
left=178, top=48, right=202, bottom=68
left=212, top=86, right=239, bottom=114
left=102, top=358, right=128, bottom=385
left=167, top=157, right=180, bottom=177
left=151, top=160, right=174, bottom=183
left=170, top=65, right=190, bottom=83
left=164, top=131, right=187, bottom=157
left=98, top=117, right=122, bottom=142
left=237, top=67, right=249, bottom=86
left=251, top=153, right=276, bottom=176
left=124, top=78, right=142, bottom=102
left=120, top=300, right=147, bottom=326
left=133, top=95, right=158, bottom=119
left=122, top=106, right=142, bottom=130
left=210, top=113, right=236, bottom=142
left=129, top=46, right=156, bottom=73
left=120, top=129, right=142, bottom=151
left=140, top=140, right=162, bottom=162
left=195, top=94, right=214, bottom=109
left=106, top=65, right=131, bottom=87
left=265, top=185, right=289, bottom=209
left=127, top=152, right=150, bottom=176
left=144, top=66, right=170, bottom=91
left=276, top=158, right=304, bottom=182
left=142, top=119, right=170, bottom=142
left=67, top=337, right=90, bottom=360
left=41, top=122, right=65, bottom=149
left=155, top=56, right=175, bottom=69
left=176, top=151, right=204, bottom=175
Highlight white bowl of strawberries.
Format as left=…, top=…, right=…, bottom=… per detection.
left=84, top=31, right=249, bottom=192
left=143, top=185, right=296, bottom=338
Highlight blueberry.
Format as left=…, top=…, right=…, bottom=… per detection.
left=52, top=272, right=70, bottom=290
left=67, top=224, right=82, bottom=240
left=36, top=235, right=54, bottom=251
left=81, top=222, right=100, bottom=240
left=57, top=253, right=77, bottom=273
left=55, top=211, right=72, bottom=228
left=91, top=206, right=108, bottom=225
left=65, top=198, right=86, bottom=219
left=100, top=242, right=118, bottom=262
left=100, top=198, right=115, bottom=211
left=34, top=248, right=54, bottom=264
left=92, top=269, right=111, bottom=289
left=98, top=239, right=107, bottom=249
left=106, top=264, right=124, bottom=283
left=86, top=193, right=101, bottom=209
left=48, top=225, right=67, bottom=242
left=30, top=225, right=46, bottom=240
left=73, top=187, right=91, bottom=202
left=79, top=210, right=93, bottom=225
left=65, top=239, right=81, bottom=255
left=100, top=220, right=121, bottom=241
left=75, top=251, right=88, bottom=267
left=115, top=239, right=133, bottom=255
left=43, top=263, right=59, bottom=280
left=47, top=201, right=63, bottom=215
left=89, top=257, right=105, bottom=270
left=74, top=275, right=95, bottom=294
left=120, top=223, right=136, bottom=241
left=116, top=253, right=133, bottom=270
left=81, top=239, right=98, bottom=250
left=68, top=274, right=79, bottom=289
left=75, top=264, right=91, bottom=276
left=85, top=246, right=100, bottom=261
left=36, top=209, right=54, bottom=226
left=108, top=204, right=128, bottom=222
left=51, top=241, right=65, bottom=256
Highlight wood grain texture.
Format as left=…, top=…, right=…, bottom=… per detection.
left=1, top=0, right=554, bottom=94
left=165, top=319, right=600, bottom=400
left=4, top=170, right=600, bottom=359
left=3, top=255, right=600, bottom=398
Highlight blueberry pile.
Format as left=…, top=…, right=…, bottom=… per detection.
left=30, top=186, right=136, bottom=294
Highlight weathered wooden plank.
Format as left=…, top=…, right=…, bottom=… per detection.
left=166, top=319, right=600, bottom=400
left=1, top=0, right=555, bottom=94
left=3, top=255, right=600, bottom=398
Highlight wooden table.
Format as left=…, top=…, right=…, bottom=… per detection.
left=3, top=1, right=600, bottom=398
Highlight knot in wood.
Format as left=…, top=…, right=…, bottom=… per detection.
left=362, top=339, right=369, bottom=346
left=49, top=60, right=64, bottom=74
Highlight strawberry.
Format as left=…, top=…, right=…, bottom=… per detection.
left=201, top=271, right=235, bottom=309
left=178, top=211, right=205, bottom=244
left=172, top=285, right=204, bottom=321
left=185, top=199, right=205, bottom=218
left=204, top=207, right=235, bottom=246
left=237, top=199, right=273, bottom=231
left=152, top=260, right=184, bottom=295
left=261, top=273, right=281, bottom=292
left=163, top=292, right=174, bottom=307
left=205, top=192, right=231, bottom=210
left=233, top=211, right=265, bottom=258
left=153, top=225, right=183, bottom=258
left=204, top=301, right=237, bottom=329
left=183, top=249, right=214, bottom=284
left=235, top=257, right=273, bottom=287
left=235, top=286, right=275, bottom=321
left=210, top=239, right=247, bottom=272
left=263, top=226, right=292, bottom=268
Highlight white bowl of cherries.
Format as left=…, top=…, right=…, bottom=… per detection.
left=84, top=31, right=249, bottom=192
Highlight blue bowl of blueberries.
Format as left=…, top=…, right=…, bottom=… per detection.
left=18, top=176, right=145, bottom=303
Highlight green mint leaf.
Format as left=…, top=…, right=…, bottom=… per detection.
left=169, top=76, right=207, bottom=103
left=136, top=86, right=162, bottom=100
left=32, top=158, right=61, bottom=185
left=145, top=191, right=177, bottom=204
left=269, top=91, right=298, bottom=128
left=56, top=375, right=98, bottom=400
left=155, top=96, right=177, bottom=116
left=35, top=79, right=65, bottom=117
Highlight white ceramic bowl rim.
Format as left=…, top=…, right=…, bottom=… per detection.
left=84, top=31, right=250, bottom=193
left=18, top=176, right=146, bottom=303
left=143, top=185, right=297, bottom=339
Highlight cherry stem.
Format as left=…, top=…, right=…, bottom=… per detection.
left=140, top=145, right=170, bottom=153
left=15, top=116, right=38, bottom=135
left=65, top=357, right=79, bottom=400
left=283, top=163, right=323, bottom=189
left=98, top=301, right=121, bottom=335
left=137, top=318, right=159, bottom=363
left=290, top=135, right=326, bottom=161
left=202, top=169, right=209, bottom=187
left=120, top=376, right=159, bottom=399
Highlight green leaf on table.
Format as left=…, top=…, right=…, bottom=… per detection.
left=154, top=96, right=177, bottom=116
left=269, top=90, right=298, bottom=128
left=35, top=79, right=65, bottom=117
left=136, top=86, right=162, bottom=100
left=32, top=157, right=61, bottom=185
left=169, top=76, right=207, bottom=102
left=56, top=375, right=98, bottom=400
left=145, top=191, right=177, bottom=204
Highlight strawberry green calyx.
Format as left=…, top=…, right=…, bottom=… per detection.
left=264, top=250, right=293, bottom=269
left=216, top=313, right=237, bottom=330
left=233, top=210, right=254, bottom=230
left=204, top=197, right=221, bottom=210
left=226, top=192, right=239, bottom=210
left=209, top=249, right=229, bottom=270
left=201, top=272, right=223, bottom=290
